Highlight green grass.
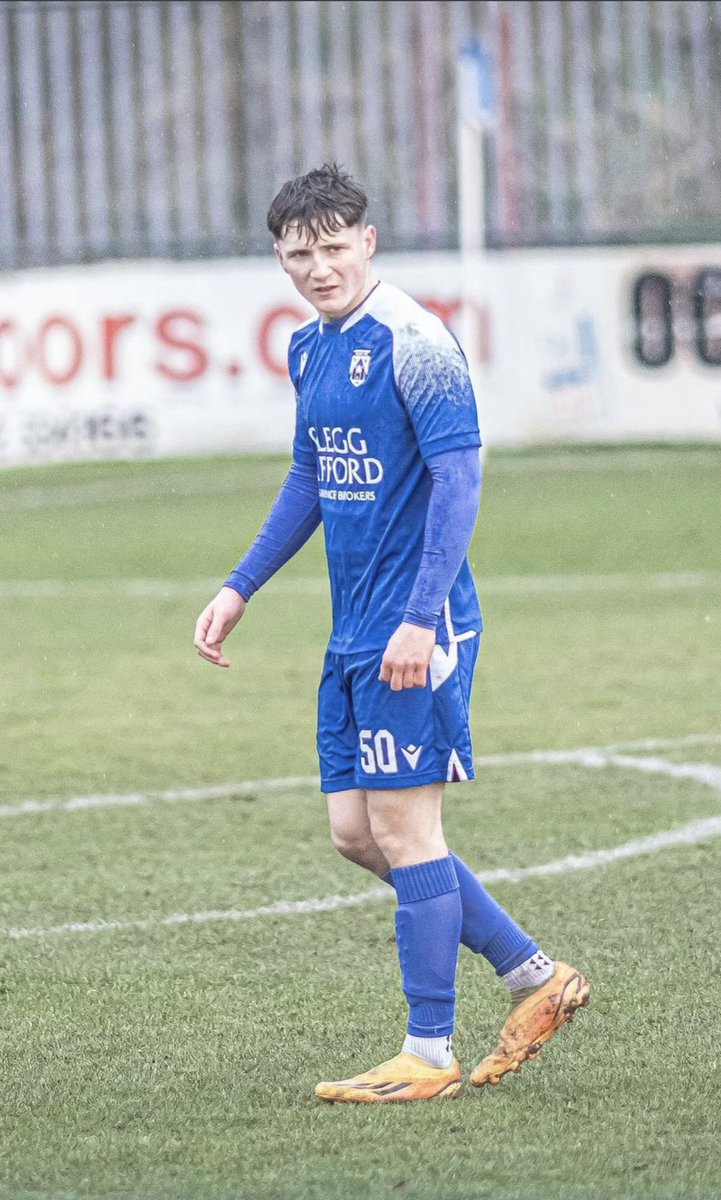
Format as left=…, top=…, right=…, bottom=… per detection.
left=1, top=444, right=720, bottom=1200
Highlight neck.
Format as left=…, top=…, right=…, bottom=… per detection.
left=320, top=273, right=377, bottom=323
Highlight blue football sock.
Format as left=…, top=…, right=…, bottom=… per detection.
left=391, top=856, right=462, bottom=1038
left=384, top=852, right=538, bottom=977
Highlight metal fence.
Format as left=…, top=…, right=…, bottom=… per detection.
left=1, top=0, right=720, bottom=270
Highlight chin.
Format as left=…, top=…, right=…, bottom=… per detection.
left=320, top=298, right=351, bottom=320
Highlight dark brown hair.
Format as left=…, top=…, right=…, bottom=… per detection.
left=267, top=163, right=368, bottom=241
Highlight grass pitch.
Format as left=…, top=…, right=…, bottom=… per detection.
left=1, top=444, right=720, bottom=1200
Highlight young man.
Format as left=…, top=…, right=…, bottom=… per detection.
left=194, top=164, right=589, bottom=1103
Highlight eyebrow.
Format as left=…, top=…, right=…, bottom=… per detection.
left=286, top=239, right=350, bottom=256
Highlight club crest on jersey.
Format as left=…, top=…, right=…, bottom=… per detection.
left=349, top=348, right=371, bottom=387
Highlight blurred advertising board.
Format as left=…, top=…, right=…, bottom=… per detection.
left=464, top=244, right=721, bottom=447
left=0, top=247, right=720, bottom=466
left=0, top=255, right=466, bottom=467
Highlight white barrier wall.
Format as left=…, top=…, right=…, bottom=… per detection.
left=0, top=255, right=468, bottom=466
left=464, top=244, right=721, bottom=446
left=1, top=245, right=720, bottom=465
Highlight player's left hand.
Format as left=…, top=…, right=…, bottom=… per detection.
left=379, top=622, right=436, bottom=691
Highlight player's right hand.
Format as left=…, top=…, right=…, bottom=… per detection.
left=194, top=586, right=246, bottom=667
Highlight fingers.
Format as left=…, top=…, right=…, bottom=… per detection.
left=197, top=644, right=230, bottom=668
left=194, top=589, right=246, bottom=667
left=194, top=609, right=212, bottom=650
left=380, top=624, right=435, bottom=690
left=194, top=606, right=230, bottom=667
left=206, top=614, right=225, bottom=645
left=413, top=661, right=428, bottom=688
left=379, top=656, right=428, bottom=691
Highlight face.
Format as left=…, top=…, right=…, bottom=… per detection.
left=274, top=220, right=377, bottom=320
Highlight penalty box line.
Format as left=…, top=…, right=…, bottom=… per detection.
left=2, top=736, right=721, bottom=941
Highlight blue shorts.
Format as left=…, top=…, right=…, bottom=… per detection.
left=317, top=636, right=480, bottom=793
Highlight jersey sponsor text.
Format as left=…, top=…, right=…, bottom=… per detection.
left=309, top=423, right=384, bottom=488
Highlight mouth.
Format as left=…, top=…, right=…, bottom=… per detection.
left=314, top=286, right=338, bottom=299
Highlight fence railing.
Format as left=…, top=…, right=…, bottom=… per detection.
left=0, top=0, right=720, bottom=270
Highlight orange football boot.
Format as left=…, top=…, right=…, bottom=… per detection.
left=315, top=1051, right=462, bottom=1104
left=470, top=961, right=590, bottom=1087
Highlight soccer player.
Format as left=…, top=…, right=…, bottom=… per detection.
left=194, top=164, right=589, bottom=1103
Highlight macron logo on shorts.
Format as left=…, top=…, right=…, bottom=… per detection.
left=400, top=744, right=423, bottom=770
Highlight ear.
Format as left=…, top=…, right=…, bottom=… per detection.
left=273, top=242, right=287, bottom=272
left=363, top=225, right=377, bottom=260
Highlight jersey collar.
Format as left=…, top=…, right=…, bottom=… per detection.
left=319, top=282, right=381, bottom=336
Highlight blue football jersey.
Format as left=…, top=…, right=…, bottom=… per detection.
left=288, top=281, right=483, bottom=654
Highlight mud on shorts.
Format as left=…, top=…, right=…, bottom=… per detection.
left=317, top=635, right=480, bottom=793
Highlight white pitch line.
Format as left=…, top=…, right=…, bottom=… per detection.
left=479, top=815, right=721, bottom=884
left=4, top=888, right=391, bottom=941
left=605, top=754, right=721, bottom=792
left=0, top=578, right=221, bottom=600
left=481, top=570, right=721, bottom=594
left=5, top=472, right=253, bottom=511
left=597, top=733, right=721, bottom=752
left=2, top=734, right=721, bottom=821
left=5, top=811, right=721, bottom=942
left=0, top=774, right=321, bottom=819
left=3, top=743, right=721, bottom=941
left=0, top=570, right=720, bottom=602
left=4, top=448, right=717, bottom=510
left=487, top=450, right=721, bottom=474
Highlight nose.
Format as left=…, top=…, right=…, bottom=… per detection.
left=309, top=254, right=332, bottom=280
